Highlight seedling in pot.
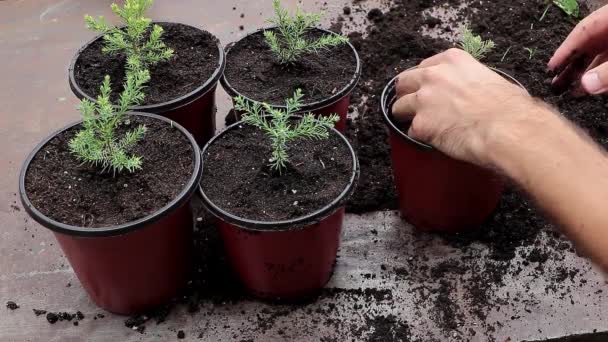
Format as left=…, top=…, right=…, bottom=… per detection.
left=69, top=59, right=150, bottom=174
left=85, top=0, right=173, bottom=69
left=263, top=0, right=349, bottom=64
left=459, top=26, right=495, bottom=60
left=524, top=47, right=538, bottom=60
left=234, top=89, right=339, bottom=173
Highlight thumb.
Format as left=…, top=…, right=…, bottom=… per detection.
left=581, top=62, right=608, bottom=95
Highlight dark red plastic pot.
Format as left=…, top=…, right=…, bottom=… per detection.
left=19, top=113, right=202, bottom=315
left=380, top=69, right=525, bottom=232
left=220, top=27, right=361, bottom=132
left=198, top=122, right=359, bottom=299
left=68, top=22, right=226, bottom=146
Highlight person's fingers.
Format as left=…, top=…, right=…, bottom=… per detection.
left=581, top=61, right=608, bottom=94
left=419, top=48, right=468, bottom=68
left=395, top=68, right=424, bottom=97
left=391, top=92, right=418, bottom=122
left=570, top=53, right=608, bottom=95
left=551, top=55, right=593, bottom=93
left=585, top=52, right=608, bottom=72
left=548, top=5, right=608, bottom=71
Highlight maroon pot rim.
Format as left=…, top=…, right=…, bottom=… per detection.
left=68, top=22, right=226, bottom=113
left=197, top=121, right=360, bottom=232
left=220, top=26, right=361, bottom=111
left=19, top=112, right=202, bottom=238
left=380, top=67, right=526, bottom=152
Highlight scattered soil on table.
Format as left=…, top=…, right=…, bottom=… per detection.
left=201, top=124, right=353, bottom=222
left=25, top=116, right=194, bottom=227
left=223, top=29, right=357, bottom=105
left=6, top=301, right=19, bottom=310
left=44, top=311, right=84, bottom=325
left=333, top=0, right=603, bottom=339
left=73, top=23, right=220, bottom=105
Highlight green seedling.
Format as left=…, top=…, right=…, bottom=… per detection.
left=264, top=0, right=348, bottom=64
left=540, top=0, right=579, bottom=21
left=69, top=58, right=150, bottom=174
left=524, top=47, right=538, bottom=60
left=459, top=25, right=495, bottom=60
left=234, top=90, right=339, bottom=173
left=85, top=0, right=173, bottom=70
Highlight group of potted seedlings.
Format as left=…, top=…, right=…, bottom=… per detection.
left=18, top=0, right=519, bottom=315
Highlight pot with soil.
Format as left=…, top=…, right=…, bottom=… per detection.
left=380, top=68, right=525, bottom=232
left=69, top=20, right=225, bottom=146
left=20, top=69, right=201, bottom=314
left=198, top=92, right=359, bottom=299
left=221, top=1, right=360, bottom=132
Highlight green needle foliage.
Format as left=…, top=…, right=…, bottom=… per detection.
left=85, top=0, right=173, bottom=69
left=264, top=0, right=349, bottom=64
left=524, top=47, right=538, bottom=60
left=459, top=25, right=495, bottom=60
left=554, top=0, right=579, bottom=18
left=69, top=63, right=150, bottom=174
left=234, top=90, right=339, bottom=173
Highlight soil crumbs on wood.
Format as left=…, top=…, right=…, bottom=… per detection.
left=339, top=0, right=604, bottom=340
left=201, top=124, right=352, bottom=222
left=74, top=23, right=220, bottom=105
left=25, top=116, right=193, bottom=227
left=21, top=0, right=608, bottom=340
left=224, top=29, right=357, bottom=105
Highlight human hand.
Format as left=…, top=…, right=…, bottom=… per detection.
left=391, top=48, right=541, bottom=168
left=549, top=4, right=608, bottom=94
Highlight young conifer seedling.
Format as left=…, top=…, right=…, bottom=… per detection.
left=69, top=58, right=151, bottom=174
left=459, top=25, right=495, bottom=60
left=85, top=0, right=173, bottom=69
left=263, top=0, right=349, bottom=64
left=234, top=90, right=339, bottom=173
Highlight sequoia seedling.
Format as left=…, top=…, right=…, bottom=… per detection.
left=69, top=60, right=150, bottom=174
left=459, top=26, right=495, bottom=60
left=85, top=0, right=174, bottom=69
left=234, top=89, right=339, bottom=173
left=263, top=0, right=348, bottom=64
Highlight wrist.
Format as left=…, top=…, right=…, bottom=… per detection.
left=481, top=99, right=561, bottom=179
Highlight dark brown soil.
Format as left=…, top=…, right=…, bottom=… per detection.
left=6, top=301, right=19, bottom=310
left=73, top=23, right=220, bottom=105
left=44, top=311, right=84, bottom=325
left=338, top=0, right=599, bottom=338
left=201, top=124, right=353, bottom=222
left=224, top=29, right=357, bottom=105
left=24, top=116, right=194, bottom=228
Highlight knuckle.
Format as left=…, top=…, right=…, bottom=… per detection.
left=445, top=48, right=465, bottom=60
left=416, top=87, right=433, bottom=103
left=421, top=67, right=442, bottom=83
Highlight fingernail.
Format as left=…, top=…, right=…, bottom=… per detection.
left=582, top=72, right=602, bottom=94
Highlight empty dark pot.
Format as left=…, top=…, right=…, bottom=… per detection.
left=19, top=113, right=202, bottom=315
left=380, top=69, right=524, bottom=232
left=68, top=22, right=226, bottom=146
left=198, top=122, right=359, bottom=299
left=220, top=27, right=361, bottom=132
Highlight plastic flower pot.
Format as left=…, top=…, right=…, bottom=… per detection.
left=380, top=69, right=525, bottom=232
left=68, top=22, right=226, bottom=146
left=19, top=113, right=202, bottom=315
left=220, top=27, right=361, bottom=132
left=198, top=122, right=359, bottom=300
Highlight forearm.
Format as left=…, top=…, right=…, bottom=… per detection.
left=488, top=104, right=608, bottom=270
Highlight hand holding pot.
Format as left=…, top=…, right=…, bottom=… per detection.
left=391, top=48, right=533, bottom=167
left=549, top=4, right=608, bottom=94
